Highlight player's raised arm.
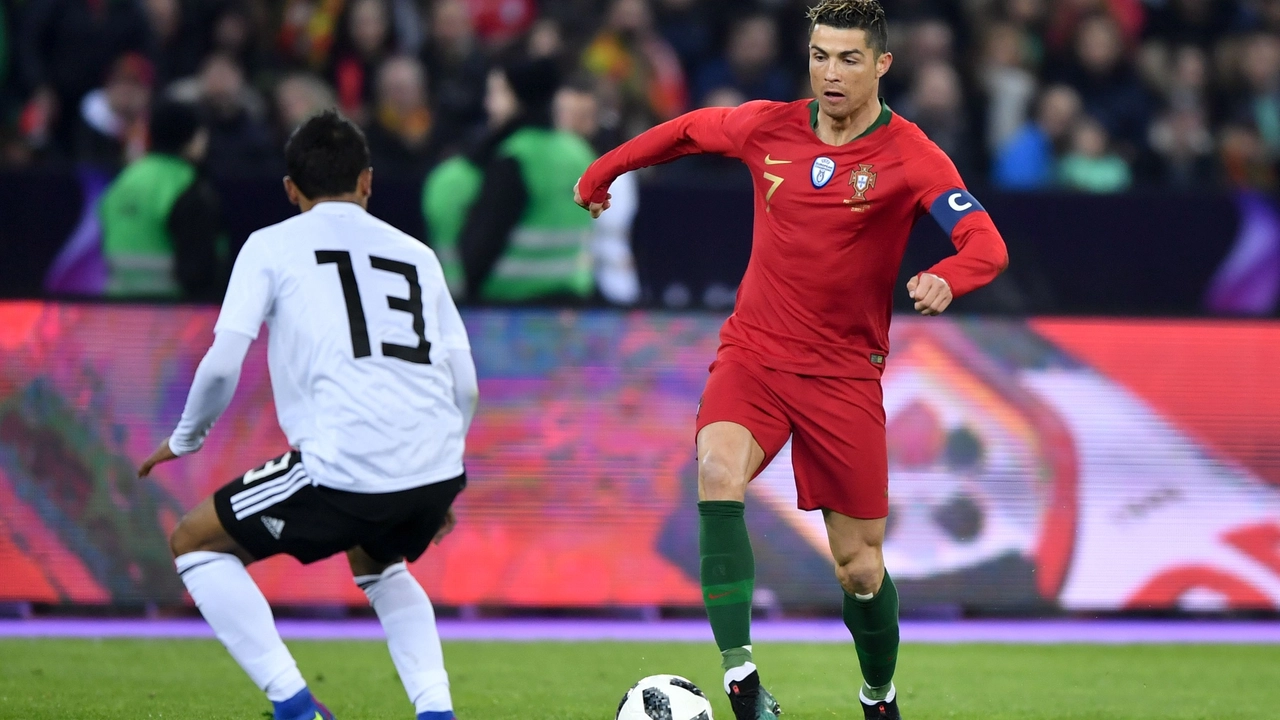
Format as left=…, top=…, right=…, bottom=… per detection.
left=575, top=104, right=758, bottom=216
left=908, top=145, right=1010, bottom=316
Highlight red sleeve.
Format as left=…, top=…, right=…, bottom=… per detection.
left=911, top=140, right=1009, bottom=298
left=578, top=103, right=767, bottom=204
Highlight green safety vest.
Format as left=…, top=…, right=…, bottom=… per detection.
left=422, top=155, right=484, bottom=297
left=99, top=154, right=197, bottom=298
left=423, top=127, right=596, bottom=302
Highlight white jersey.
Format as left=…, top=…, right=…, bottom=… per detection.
left=215, top=201, right=471, bottom=493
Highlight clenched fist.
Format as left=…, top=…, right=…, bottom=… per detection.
left=907, top=273, right=952, bottom=316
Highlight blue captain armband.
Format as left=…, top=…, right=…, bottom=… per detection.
left=928, top=189, right=985, bottom=236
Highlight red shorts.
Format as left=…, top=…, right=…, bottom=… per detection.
left=695, top=353, right=889, bottom=519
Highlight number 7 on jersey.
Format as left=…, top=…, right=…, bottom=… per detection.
left=315, top=249, right=433, bottom=364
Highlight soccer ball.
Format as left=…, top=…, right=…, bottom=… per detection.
left=616, top=674, right=713, bottom=720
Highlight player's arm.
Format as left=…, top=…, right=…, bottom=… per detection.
left=434, top=265, right=479, bottom=434
left=575, top=103, right=760, bottom=216
left=138, top=330, right=253, bottom=476
left=138, top=235, right=275, bottom=476
left=432, top=276, right=476, bottom=545
left=909, top=150, right=1010, bottom=316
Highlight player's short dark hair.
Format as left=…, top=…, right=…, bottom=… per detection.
left=284, top=110, right=370, bottom=199
left=807, top=0, right=889, bottom=56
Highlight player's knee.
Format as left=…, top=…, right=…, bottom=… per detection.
left=168, top=504, right=231, bottom=558
left=697, top=454, right=749, bottom=501
left=168, top=517, right=200, bottom=558
left=834, top=548, right=885, bottom=597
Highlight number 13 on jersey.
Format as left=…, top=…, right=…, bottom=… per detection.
left=315, top=249, right=433, bottom=364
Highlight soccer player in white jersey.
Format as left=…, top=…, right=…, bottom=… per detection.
left=137, top=111, right=477, bottom=720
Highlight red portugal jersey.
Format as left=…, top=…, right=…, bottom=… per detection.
left=579, top=99, right=1009, bottom=378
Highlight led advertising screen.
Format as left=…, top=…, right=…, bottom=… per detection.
left=1, top=302, right=1278, bottom=612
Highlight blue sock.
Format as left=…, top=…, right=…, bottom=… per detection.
left=273, top=687, right=316, bottom=720
left=417, top=712, right=455, bottom=720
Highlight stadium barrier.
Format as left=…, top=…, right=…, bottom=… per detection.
left=3, top=170, right=1277, bottom=317
left=2, top=302, right=1278, bottom=613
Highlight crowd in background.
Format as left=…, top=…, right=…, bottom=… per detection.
left=5, top=0, right=1280, bottom=193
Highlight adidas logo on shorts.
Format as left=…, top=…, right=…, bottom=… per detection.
left=261, top=516, right=285, bottom=539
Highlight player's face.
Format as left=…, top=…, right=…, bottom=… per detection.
left=809, top=25, right=892, bottom=121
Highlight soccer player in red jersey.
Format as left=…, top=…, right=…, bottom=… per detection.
left=576, top=2, right=1007, bottom=719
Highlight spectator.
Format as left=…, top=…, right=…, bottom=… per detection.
left=1168, top=44, right=1210, bottom=112
left=654, top=0, right=713, bottom=76
left=193, top=53, right=276, bottom=177
left=423, top=56, right=525, bottom=295
left=144, top=0, right=205, bottom=87
left=554, top=82, right=640, bottom=305
left=209, top=0, right=271, bottom=80
left=278, top=0, right=346, bottom=70
left=993, top=84, right=1082, bottom=189
left=1220, top=121, right=1277, bottom=189
left=1053, top=12, right=1152, bottom=154
left=428, top=59, right=597, bottom=303
left=1144, top=0, right=1236, bottom=49
left=1059, top=115, right=1133, bottom=192
left=979, top=22, right=1039, bottom=153
left=364, top=55, right=437, bottom=179
left=274, top=72, right=337, bottom=137
left=75, top=51, right=153, bottom=170
left=99, top=100, right=227, bottom=299
left=463, top=0, right=536, bottom=47
left=422, top=0, right=488, bottom=153
left=330, top=0, right=396, bottom=123
left=18, top=0, right=153, bottom=153
left=693, top=14, right=792, bottom=104
left=884, top=18, right=955, bottom=103
left=1148, top=105, right=1214, bottom=187
left=527, top=17, right=565, bottom=59
left=899, top=61, right=976, bottom=178
left=1045, top=0, right=1145, bottom=55
left=582, top=0, right=687, bottom=137
left=1001, top=0, right=1049, bottom=66
left=1233, top=32, right=1280, bottom=159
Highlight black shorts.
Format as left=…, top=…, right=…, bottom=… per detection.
left=213, top=450, right=465, bottom=565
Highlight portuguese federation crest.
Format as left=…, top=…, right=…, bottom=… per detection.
left=846, top=163, right=877, bottom=212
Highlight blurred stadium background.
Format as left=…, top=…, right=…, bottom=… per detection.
left=1, top=0, right=1279, bottom=635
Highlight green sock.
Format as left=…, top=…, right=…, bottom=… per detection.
left=699, top=500, right=754, bottom=666
left=842, top=570, right=900, bottom=700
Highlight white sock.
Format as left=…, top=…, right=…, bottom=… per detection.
left=723, top=660, right=757, bottom=694
left=860, top=682, right=896, bottom=705
left=357, top=563, right=452, bottom=714
left=176, top=551, right=307, bottom=702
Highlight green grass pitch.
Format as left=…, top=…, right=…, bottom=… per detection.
left=2, top=639, right=1277, bottom=719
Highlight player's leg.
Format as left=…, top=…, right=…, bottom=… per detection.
left=170, top=457, right=333, bottom=720
left=697, top=420, right=764, bottom=671
left=695, top=359, right=790, bottom=720
left=789, top=376, right=899, bottom=718
left=348, top=475, right=465, bottom=720
left=349, top=547, right=454, bottom=720
left=825, top=511, right=901, bottom=717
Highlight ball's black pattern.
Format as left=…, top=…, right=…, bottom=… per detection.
left=668, top=677, right=706, bottom=699
left=642, top=687, right=674, bottom=720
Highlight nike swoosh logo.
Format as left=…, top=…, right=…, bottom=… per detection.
left=707, top=591, right=738, bottom=600
left=764, top=155, right=792, bottom=165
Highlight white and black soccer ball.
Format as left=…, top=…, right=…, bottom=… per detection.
left=616, top=674, right=713, bottom=720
